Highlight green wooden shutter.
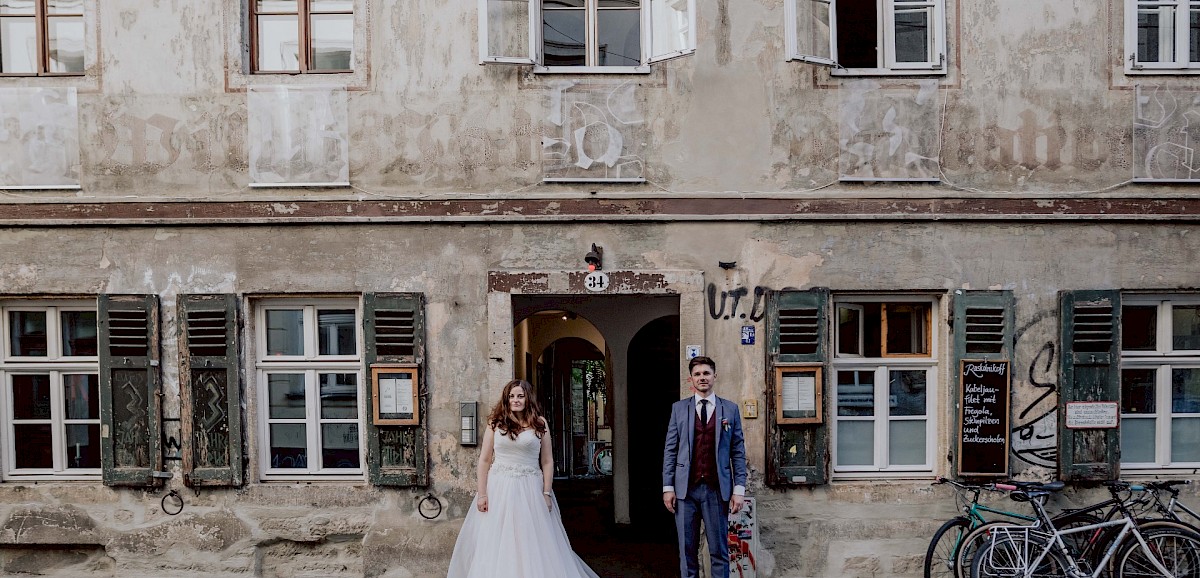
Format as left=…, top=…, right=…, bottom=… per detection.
left=1059, top=290, right=1121, bottom=482
left=99, top=294, right=165, bottom=487
left=951, top=290, right=1014, bottom=477
left=767, top=288, right=829, bottom=485
left=179, top=294, right=243, bottom=488
left=363, top=293, right=428, bottom=487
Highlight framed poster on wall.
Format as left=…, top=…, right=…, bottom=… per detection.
left=371, top=364, right=420, bottom=426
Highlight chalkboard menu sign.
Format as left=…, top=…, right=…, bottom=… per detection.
left=957, top=360, right=1010, bottom=477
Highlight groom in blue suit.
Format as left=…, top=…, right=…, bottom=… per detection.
left=662, top=356, right=748, bottom=578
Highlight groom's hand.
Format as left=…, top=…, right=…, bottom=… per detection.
left=730, top=494, right=745, bottom=514
left=663, top=491, right=676, bottom=513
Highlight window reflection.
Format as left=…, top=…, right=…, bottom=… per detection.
left=61, top=310, right=97, bottom=357
left=256, top=14, right=300, bottom=71
left=321, top=423, right=359, bottom=468
left=319, top=372, right=357, bottom=418
left=266, top=309, right=304, bottom=355
left=10, top=311, right=47, bottom=357
left=12, top=374, right=51, bottom=420
left=309, top=13, right=353, bottom=70
left=268, top=373, right=306, bottom=419
left=317, top=309, right=355, bottom=355
left=47, top=16, right=84, bottom=73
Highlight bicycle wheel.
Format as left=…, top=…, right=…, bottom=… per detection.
left=955, top=521, right=1018, bottom=578
left=926, top=517, right=972, bottom=578
left=971, top=532, right=1070, bottom=578
left=1114, top=526, right=1200, bottom=578
left=1049, top=512, right=1103, bottom=574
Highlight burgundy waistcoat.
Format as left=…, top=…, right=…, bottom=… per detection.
left=689, top=405, right=718, bottom=487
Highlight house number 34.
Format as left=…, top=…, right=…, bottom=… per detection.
left=584, top=271, right=609, bottom=292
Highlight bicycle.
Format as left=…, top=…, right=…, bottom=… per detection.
left=972, top=480, right=1200, bottom=578
left=925, top=478, right=1040, bottom=578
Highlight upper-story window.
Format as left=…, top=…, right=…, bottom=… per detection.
left=255, top=299, right=364, bottom=480
left=0, top=301, right=99, bottom=480
left=0, top=0, right=84, bottom=76
left=1120, top=297, right=1200, bottom=470
left=1126, top=0, right=1200, bottom=73
left=788, top=0, right=946, bottom=75
left=831, top=296, right=938, bottom=476
left=251, top=0, right=353, bottom=73
left=480, top=0, right=695, bottom=72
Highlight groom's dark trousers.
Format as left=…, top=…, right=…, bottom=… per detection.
left=676, top=481, right=729, bottom=578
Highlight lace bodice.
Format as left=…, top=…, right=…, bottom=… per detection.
left=490, top=429, right=543, bottom=477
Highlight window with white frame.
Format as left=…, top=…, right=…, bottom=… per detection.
left=479, top=0, right=695, bottom=72
left=787, top=0, right=946, bottom=75
left=1120, top=297, right=1200, bottom=469
left=256, top=299, right=364, bottom=479
left=832, top=297, right=937, bottom=474
left=1126, top=0, right=1200, bottom=72
left=0, top=301, right=99, bottom=479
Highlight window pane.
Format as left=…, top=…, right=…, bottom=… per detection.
left=317, top=309, right=355, bottom=355
left=1139, top=6, right=1176, bottom=63
left=885, top=303, right=928, bottom=355
left=1172, top=417, right=1200, bottom=462
left=889, top=370, right=926, bottom=417
left=267, top=373, right=306, bottom=419
left=61, top=310, right=97, bottom=356
left=1122, top=368, right=1157, bottom=413
left=837, top=421, right=873, bottom=465
left=310, top=13, right=353, bottom=71
left=1192, top=9, right=1200, bottom=62
left=0, top=0, right=34, bottom=14
left=310, top=0, right=353, bottom=11
left=270, top=424, right=307, bottom=468
left=63, top=374, right=98, bottom=420
left=837, top=370, right=874, bottom=416
left=64, top=424, right=100, bottom=468
left=543, top=9, right=586, bottom=66
left=835, top=0, right=878, bottom=68
left=889, top=420, right=926, bottom=465
left=1172, top=305, right=1200, bottom=350
left=1121, top=417, right=1156, bottom=463
left=256, top=14, right=300, bottom=71
left=9, top=311, right=47, bottom=356
left=545, top=0, right=585, bottom=7
left=12, top=374, right=51, bottom=420
left=46, top=16, right=84, bottom=73
left=599, top=0, right=638, bottom=6
left=1122, top=305, right=1158, bottom=351
left=837, top=306, right=861, bottom=356
left=46, top=0, right=83, bottom=15
left=0, top=16, right=36, bottom=73
left=319, top=372, right=357, bottom=419
left=1172, top=368, right=1200, bottom=413
left=321, top=423, right=359, bottom=468
left=597, top=9, right=641, bottom=66
left=13, top=424, right=52, bottom=468
left=265, top=309, right=303, bottom=355
left=893, top=8, right=930, bottom=63
left=257, top=0, right=298, bottom=12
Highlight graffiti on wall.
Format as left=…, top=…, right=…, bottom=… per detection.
left=1134, top=85, right=1200, bottom=180
left=708, top=283, right=770, bottom=322
left=839, top=79, right=941, bottom=180
left=248, top=86, right=349, bottom=185
left=0, top=87, right=79, bottom=188
left=1009, top=314, right=1059, bottom=469
left=543, top=80, right=645, bottom=181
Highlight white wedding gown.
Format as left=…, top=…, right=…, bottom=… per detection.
left=447, top=429, right=599, bottom=578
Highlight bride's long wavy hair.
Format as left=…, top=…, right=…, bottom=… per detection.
left=487, top=379, right=547, bottom=440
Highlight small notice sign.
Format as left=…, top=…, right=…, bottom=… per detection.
left=1065, top=401, right=1119, bottom=429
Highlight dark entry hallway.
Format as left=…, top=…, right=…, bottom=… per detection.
left=559, top=477, right=679, bottom=578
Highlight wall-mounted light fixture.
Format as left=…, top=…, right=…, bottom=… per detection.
left=585, top=243, right=603, bottom=271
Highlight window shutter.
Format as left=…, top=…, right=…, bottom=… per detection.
left=647, top=0, right=697, bottom=63
left=479, top=0, right=537, bottom=64
left=787, top=0, right=837, bottom=66
left=767, top=288, right=829, bottom=485
left=99, top=294, right=165, bottom=487
left=364, top=293, right=428, bottom=486
left=951, top=290, right=1013, bottom=477
left=179, top=294, right=243, bottom=488
left=1058, top=290, right=1121, bottom=482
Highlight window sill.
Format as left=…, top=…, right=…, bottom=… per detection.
left=259, top=474, right=367, bottom=483
left=831, top=68, right=947, bottom=77
left=1, top=474, right=101, bottom=482
left=1125, top=68, right=1200, bottom=75
left=533, top=65, right=651, bottom=75
left=831, top=471, right=934, bottom=481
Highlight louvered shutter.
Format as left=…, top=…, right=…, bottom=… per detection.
left=99, top=295, right=165, bottom=487
left=767, top=288, right=829, bottom=485
left=1059, top=290, right=1121, bottom=482
left=363, top=293, right=428, bottom=486
left=952, top=290, right=1014, bottom=477
left=179, top=294, right=243, bottom=487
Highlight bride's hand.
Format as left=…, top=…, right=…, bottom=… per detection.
left=477, top=495, right=489, bottom=512
left=543, top=493, right=553, bottom=512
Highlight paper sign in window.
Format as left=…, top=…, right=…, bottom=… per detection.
left=372, top=365, right=419, bottom=426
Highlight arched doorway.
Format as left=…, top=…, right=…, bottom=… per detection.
left=626, top=315, right=681, bottom=544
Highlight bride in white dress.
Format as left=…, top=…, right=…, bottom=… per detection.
left=447, top=379, right=599, bottom=578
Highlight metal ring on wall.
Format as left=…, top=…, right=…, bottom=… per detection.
left=418, top=493, right=442, bottom=520
left=162, top=489, right=184, bottom=516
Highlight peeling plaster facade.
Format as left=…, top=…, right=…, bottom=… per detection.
left=0, top=0, right=1197, bottom=577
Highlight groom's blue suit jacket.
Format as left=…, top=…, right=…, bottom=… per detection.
left=662, top=395, right=748, bottom=502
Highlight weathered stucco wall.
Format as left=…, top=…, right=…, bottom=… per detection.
left=0, top=221, right=1195, bottom=576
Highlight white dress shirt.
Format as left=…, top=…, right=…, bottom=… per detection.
left=665, top=393, right=745, bottom=497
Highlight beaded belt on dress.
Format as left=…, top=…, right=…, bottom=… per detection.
left=490, top=463, right=541, bottom=477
